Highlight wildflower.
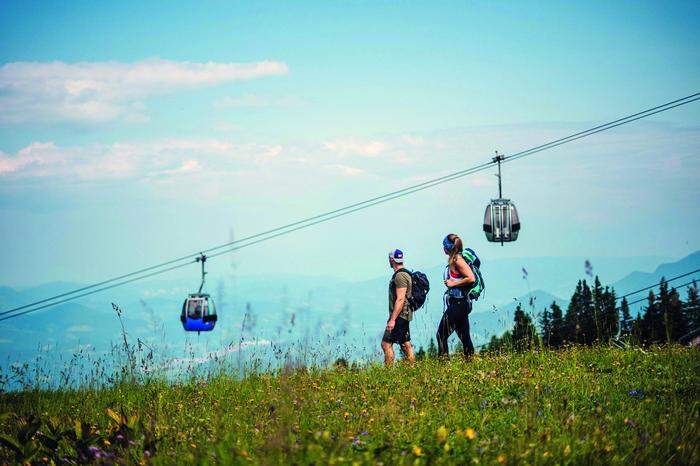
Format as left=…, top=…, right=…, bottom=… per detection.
left=497, top=454, right=506, bottom=463
left=628, top=389, right=644, bottom=398
left=88, top=446, right=103, bottom=459
left=444, top=442, right=451, bottom=453
left=412, top=445, right=423, bottom=456
left=436, top=426, right=448, bottom=443
left=465, top=427, right=477, bottom=440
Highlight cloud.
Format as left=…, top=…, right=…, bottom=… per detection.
left=323, top=139, right=388, bottom=157
left=326, top=164, right=365, bottom=176
left=0, top=137, right=372, bottom=185
left=0, top=139, right=238, bottom=180
left=0, top=59, right=288, bottom=124
left=214, top=94, right=303, bottom=109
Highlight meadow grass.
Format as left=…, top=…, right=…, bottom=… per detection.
left=1, top=345, right=698, bottom=465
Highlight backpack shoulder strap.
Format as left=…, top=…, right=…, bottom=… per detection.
left=391, top=269, right=412, bottom=287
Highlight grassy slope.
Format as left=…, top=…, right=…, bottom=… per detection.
left=1, top=346, right=699, bottom=465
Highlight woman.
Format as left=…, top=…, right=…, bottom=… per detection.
left=437, top=233, right=476, bottom=357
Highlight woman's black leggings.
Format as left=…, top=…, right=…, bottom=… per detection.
left=437, top=296, right=475, bottom=357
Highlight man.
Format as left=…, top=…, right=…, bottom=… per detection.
left=381, top=249, right=415, bottom=365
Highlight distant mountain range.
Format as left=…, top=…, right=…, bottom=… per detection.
left=0, top=251, right=698, bottom=372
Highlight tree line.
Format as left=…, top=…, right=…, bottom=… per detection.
left=484, top=276, right=699, bottom=352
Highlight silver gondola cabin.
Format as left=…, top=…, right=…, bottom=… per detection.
left=483, top=153, right=521, bottom=244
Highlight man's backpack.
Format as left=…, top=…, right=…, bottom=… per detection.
left=393, top=269, right=430, bottom=311
left=462, top=248, right=485, bottom=301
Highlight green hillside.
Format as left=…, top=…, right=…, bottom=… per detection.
left=1, top=346, right=698, bottom=465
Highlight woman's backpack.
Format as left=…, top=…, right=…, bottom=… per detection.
left=462, top=248, right=485, bottom=301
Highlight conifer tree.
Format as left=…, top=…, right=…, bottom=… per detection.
left=550, top=302, right=565, bottom=348
left=640, top=290, right=664, bottom=345
left=658, top=278, right=672, bottom=343
left=427, top=338, right=438, bottom=358
left=632, top=311, right=643, bottom=342
left=539, top=306, right=552, bottom=347
left=563, top=281, right=583, bottom=344
left=684, top=281, right=699, bottom=331
left=578, top=280, right=595, bottom=345
left=667, top=287, right=688, bottom=341
left=601, top=286, right=619, bottom=342
left=592, top=276, right=605, bottom=343
left=619, top=297, right=633, bottom=337
left=512, top=304, right=538, bottom=351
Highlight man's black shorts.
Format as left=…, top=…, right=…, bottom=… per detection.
left=382, top=316, right=411, bottom=344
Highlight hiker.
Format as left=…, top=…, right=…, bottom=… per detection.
left=437, top=234, right=476, bottom=357
left=381, top=249, right=416, bottom=364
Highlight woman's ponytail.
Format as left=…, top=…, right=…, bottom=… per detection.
left=447, top=233, right=463, bottom=264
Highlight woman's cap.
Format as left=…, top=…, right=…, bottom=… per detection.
left=443, top=235, right=455, bottom=250
left=388, top=249, right=404, bottom=263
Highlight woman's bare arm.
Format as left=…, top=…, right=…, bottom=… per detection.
left=445, top=256, right=476, bottom=288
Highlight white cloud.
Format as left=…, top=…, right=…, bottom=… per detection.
left=401, top=134, right=426, bottom=146
left=0, top=59, right=289, bottom=123
left=327, top=163, right=365, bottom=176
left=323, top=139, right=388, bottom=157
left=0, top=139, right=240, bottom=180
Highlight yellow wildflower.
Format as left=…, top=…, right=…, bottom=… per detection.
left=465, top=427, right=476, bottom=440
left=436, top=426, right=448, bottom=443
left=497, top=454, right=506, bottom=463
left=412, top=445, right=423, bottom=456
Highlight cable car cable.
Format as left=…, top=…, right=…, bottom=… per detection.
left=1, top=92, right=699, bottom=321
left=503, top=94, right=700, bottom=164
left=0, top=261, right=197, bottom=323
left=625, top=280, right=698, bottom=306
left=616, top=268, right=700, bottom=301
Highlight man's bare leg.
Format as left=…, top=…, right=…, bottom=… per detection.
left=381, top=340, right=395, bottom=365
left=400, top=341, right=415, bottom=362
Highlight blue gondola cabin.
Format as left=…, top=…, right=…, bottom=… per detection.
left=180, top=293, right=217, bottom=332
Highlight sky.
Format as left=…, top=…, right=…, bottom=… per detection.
left=0, top=0, right=699, bottom=287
